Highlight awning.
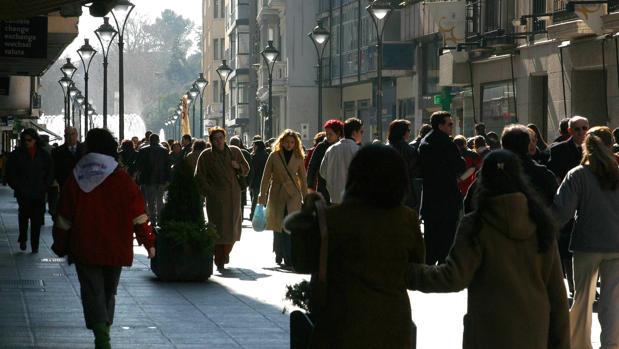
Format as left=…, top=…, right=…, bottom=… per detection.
left=30, top=122, right=62, bottom=141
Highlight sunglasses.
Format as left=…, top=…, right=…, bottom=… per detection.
left=573, top=126, right=588, bottom=132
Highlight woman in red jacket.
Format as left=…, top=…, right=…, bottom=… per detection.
left=52, top=128, right=156, bottom=349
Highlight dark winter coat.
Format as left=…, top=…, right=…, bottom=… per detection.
left=409, top=193, right=570, bottom=349
left=418, top=129, right=465, bottom=220
left=134, top=144, right=171, bottom=185
left=286, top=200, right=425, bottom=349
left=388, top=139, right=418, bottom=208
left=547, top=138, right=582, bottom=181
left=250, top=148, right=268, bottom=191
left=6, top=146, right=54, bottom=199
left=522, top=157, right=558, bottom=205
left=239, top=147, right=253, bottom=190
left=51, top=142, right=85, bottom=187
left=306, top=140, right=333, bottom=202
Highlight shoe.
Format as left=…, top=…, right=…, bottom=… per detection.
left=224, top=255, right=230, bottom=265
left=19, top=241, right=26, bottom=251
left=275, top=256, right=282, bottom=265
left=31, top=249, right=38, bottom=254
left=216, top=262, right=225, bottom=272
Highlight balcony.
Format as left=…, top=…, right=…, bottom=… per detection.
left=267, top=0, right=285, bottom=11
left=547, top=0, right=596, bottom=40
left=257, top=61, right=287, bottom=97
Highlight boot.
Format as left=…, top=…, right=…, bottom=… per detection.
left=92, top=322, right=111, bottom=349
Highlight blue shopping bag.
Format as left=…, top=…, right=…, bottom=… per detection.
left=252, top=204, right=267, bottom=232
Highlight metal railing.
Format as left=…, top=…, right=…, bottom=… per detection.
left=552, top=0, right=579, bottom=23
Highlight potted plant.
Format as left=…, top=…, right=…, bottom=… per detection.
left=286, top=281, right=316, bottom=349
left=151, top=159, right=217, bottom=281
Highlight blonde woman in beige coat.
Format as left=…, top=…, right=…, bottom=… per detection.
left=259, top=129, right=308, bottom=267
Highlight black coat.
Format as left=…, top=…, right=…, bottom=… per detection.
left=118, top=148, right=138, bottom=174
left=250, top=149, right=268, bottom=190
left=134, top=144, right=171, bottom=185
left=547, top=138, right=582, bottom=181
left=389, top=140, right=418, bottom=208
left=418, top=130, right=465, bottom=220
left=6, top=146, right=54, bottom=199
left=240, top=148, right=253, bottom=189
left=306, top=140, right=333, bottom=203
left=51, top=142, right=85, bottom=188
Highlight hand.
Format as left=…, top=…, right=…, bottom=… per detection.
left=231, top=160, right=240, bottom=170
left=147, top=247, right=156, bottom=259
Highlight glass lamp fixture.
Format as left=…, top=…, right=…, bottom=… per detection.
left=60, top=58, right=77, bottom=78
left=311, top=23, right=330, bottom=45
left=196, top=73, right=208, bottom=90
left=368, top=0, right=392, bottom=20
left=261, top=40, right=280, bottom=63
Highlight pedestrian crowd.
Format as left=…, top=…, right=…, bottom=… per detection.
left=2, top=110, right=617, bottom=348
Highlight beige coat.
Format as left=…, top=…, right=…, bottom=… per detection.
left=258, top=150, right=307, bottom=232
left=195, top=145, right=250, bottom=244
left=409, top=193, right=570, bottom=349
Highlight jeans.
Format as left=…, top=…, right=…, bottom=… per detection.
left=143, top=184, right=166, bottom=226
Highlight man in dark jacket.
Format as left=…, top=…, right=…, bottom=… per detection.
left=249, top=140, right=268, bottom=220
left=547, top=115, right=588, bottom=297
left=134, top=134, right=171, bottom=226
left=52, top=127, right=85, bottom=188
left=230, top=136, right=253, bottom=220
left=6, top=128, right=54, bottom=252
left=418, top=111, right=465, bottom=265
left=306, top=119, right=344, bottom=204
left=181, top=134, right=193, bottom=157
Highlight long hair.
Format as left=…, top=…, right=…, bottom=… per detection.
left=387, top=119, right=411, bottom=144
left=527, top=123, right=548, bottom=150
left=344, top=144, right=408, bottom=208
left=273, top=129, right=304, bottom=159
left=581, top=126, right=619, bottom=190
left=471, top=150, right=556, bottom=253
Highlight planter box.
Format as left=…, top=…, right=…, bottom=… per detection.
left=150, top=233, right=213, bottom=282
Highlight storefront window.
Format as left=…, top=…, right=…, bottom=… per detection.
left=481, top=81, right=516, bottom=134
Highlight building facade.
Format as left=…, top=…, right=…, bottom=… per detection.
left=202, top=0, right=226, bottom=135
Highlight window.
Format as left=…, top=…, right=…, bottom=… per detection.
left=422, top=41, right=439, bottom=95
left=213, top=80, right=221, bottom=103
left=481, top=81, right=516, bottom=134
left=532, top=0, right=547, bottom=32
left=238, top=33, right=249, bottom=54
left=213, top=0, right=224, bottom=18
left=213, top=38, right=225, bottom=60
left=237, top=82, right=249, bottom=104
left=344, top=101, right=356, bottom=118
left=398, top=98, right=415, bottom=119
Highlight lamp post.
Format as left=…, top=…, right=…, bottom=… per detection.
left=367, top=0, right=393, bottom=141
left=175, top=110, right=181, bottom=139
left=58, top=75, right=72, bottom=127
left=77, top=38, right=97, bottom=136
left=95, top=17, right=118, bottom=130
left=189, top=84, right=200, bottom=135
left=111, top=0, right=136, bottom=140
left=195, top=73, right=208, bottom=138
left=260, top=40, right=280, bottom=139
left=216, top=60, right=233, bottom=129
left=68, top=84, right=78, bottom=126
left=308, top=22, right=330, bottom=132
left=75, top=92, right=85, bottom=134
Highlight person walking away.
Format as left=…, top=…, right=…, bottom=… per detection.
left=181, top=134, right=193, bottom=157
left=387, top=119, right=419, bottom=209
left=195, top=127, right=249, bottom=271
left=319, top=118, right=363, bottom=204
left=51, top=127, right=86, bottom=219
left=453, top=135, right=481, bottom=198
left=230, top=136, right=253, bottom=220
left=473, top=135, right=490, bottom=159
left=553, top=126, right=619, bottom=349
left=6, top=129, right=54, bottom=253
left=305, top=132, right=326, bottom=170
left=418, top=111, right=465, bottom=265
left=528, top=123, right=550, bottom=164
left=258, top=130, right=307, bottom=267
left=118, top=140, right=137, bottom=176
left=307, top=119, right=344, bottom=204
left=285, top=144, right=425, bottom=348
left=548, top=115, right=589, bottom=298
left=51, top=128, right=156, bottom=349
left=553, top=118, right=571, bottom=144
left=409, top=150, right=570, bottom=349
left=185, top=139, right=207, bottom=173
left=133, top=133, right=171, bottom=227
left=250, top=140, right=268, bottom=220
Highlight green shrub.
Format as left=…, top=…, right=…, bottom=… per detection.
left=159, top=220, right=217, bottom=255
left=285, top=280, right=311, bottom=312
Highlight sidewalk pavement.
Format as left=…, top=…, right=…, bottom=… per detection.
left=0, top=185, right=307, bottom=349
left=0, top=184, right=602, bottom=348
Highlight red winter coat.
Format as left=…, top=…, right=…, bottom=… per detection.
left=52, top=167, right=155, bottom=266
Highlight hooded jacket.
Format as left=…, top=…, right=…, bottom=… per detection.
left=408, top=193, right=570, bottom=349
left=52, top=153, right=155, bottom=266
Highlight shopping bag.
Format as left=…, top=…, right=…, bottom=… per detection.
left=252, top=204, right=267, bottom=232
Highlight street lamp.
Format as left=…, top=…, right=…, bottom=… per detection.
left=58, top=75, right=72, bottom=127
left=189, top=84, right=200, bottom=136
left=308, top=21, right=330, bottom=133
left=195, top=73, right=209, bottom=138
left=260, top=40, right=280, bottom=139
left=367, top=0, right=394, bottom=141
left=95, top=17, right=118, bottom=130
left=77, top=38, right=97, bottom=136
left=60, top=58, right=77, bottom=78
left=216, top=60, right=233, bottom=128
left=111, top=0, right=136, bottom=140
left=175, top=110, right=181, bottom=139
